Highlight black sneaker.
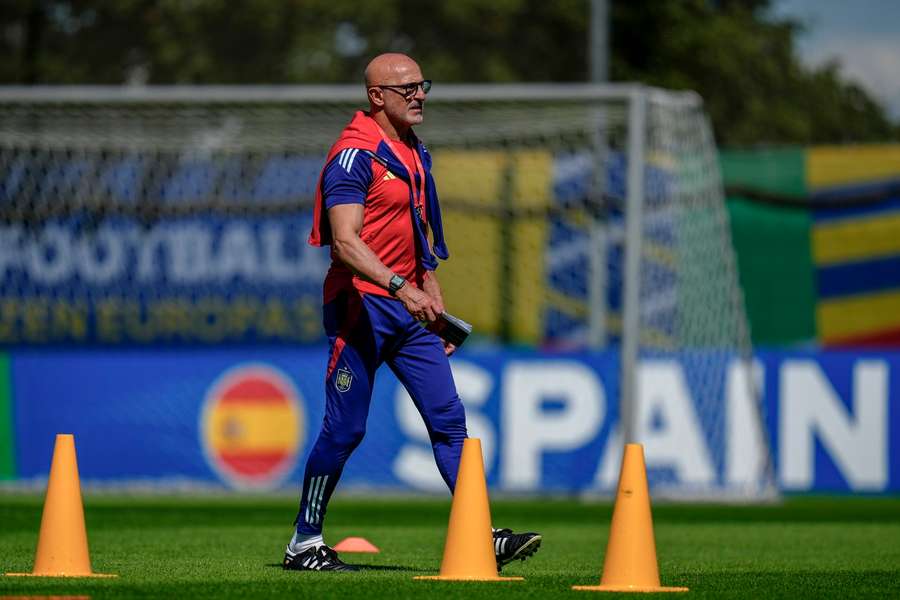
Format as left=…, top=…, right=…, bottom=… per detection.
left=493, top=528, right=542, bottom=569
left=283, top=544, right=358, bottom=572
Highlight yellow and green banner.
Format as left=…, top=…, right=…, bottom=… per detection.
left=0, top=353, right=15, bottom=479
left=722, top=144, right=900, bottom=348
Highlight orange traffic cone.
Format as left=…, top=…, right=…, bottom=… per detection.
left=6, top=434, right=115, bottom=578
left=573, top=443, right=687, bottom=593
left=415, top=438, right=522, bottom=582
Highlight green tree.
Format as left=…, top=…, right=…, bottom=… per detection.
left=1, top=0, right=895, bottom=144
left=608, top=0, right=896, bottom=144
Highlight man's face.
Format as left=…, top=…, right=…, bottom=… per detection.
left=377, top=65, right=427, bottom=129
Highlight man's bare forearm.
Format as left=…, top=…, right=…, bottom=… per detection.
left=332, top=235, right=394, bottom=290
left=327, top=204, right=441, bottom=321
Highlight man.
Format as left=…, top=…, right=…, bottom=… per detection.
left=283, top=53, right=541, bottom=572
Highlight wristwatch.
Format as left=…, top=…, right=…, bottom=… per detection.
left=388, top=274, right=407, bottom=296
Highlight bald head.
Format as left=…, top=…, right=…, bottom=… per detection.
left=364, top=53, right=427, bottom=140
left=364, top=53, right=421, bottom=87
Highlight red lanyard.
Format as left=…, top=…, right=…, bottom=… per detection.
left=376, top=126, right=427, bottom=216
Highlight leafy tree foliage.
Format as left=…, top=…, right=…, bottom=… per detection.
left=608, top=0, right=897, bottom=144
left=1, top=0, right=895, bottom=144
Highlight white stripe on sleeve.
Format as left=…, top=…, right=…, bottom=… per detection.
left=345, top=149, right=360, bottom=172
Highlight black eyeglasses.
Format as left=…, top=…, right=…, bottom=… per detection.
left=373, top=80, right=432, bottom=100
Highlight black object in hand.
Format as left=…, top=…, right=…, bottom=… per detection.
left=426, top=312, right=473, bottom=347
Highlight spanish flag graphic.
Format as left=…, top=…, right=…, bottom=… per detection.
left=201, top=364, right=304, bottom=489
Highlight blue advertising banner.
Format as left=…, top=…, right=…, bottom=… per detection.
left=757, top=350, right=900, bottom=493
left=9, top=348, right=900, bottom=494
left=0, top=216, right=329, bottom=346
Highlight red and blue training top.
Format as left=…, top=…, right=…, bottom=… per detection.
left=309, top=111, right=448, bottom=303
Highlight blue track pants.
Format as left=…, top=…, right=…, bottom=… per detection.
left=295, top=291, right=467, bottom=535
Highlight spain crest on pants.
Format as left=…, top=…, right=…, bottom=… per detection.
left=335, top=367, right=353, bottom=393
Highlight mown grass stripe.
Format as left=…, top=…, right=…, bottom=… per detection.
left=0, top=497, right=898, bottom=599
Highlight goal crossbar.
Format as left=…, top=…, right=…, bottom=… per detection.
left=0, top=83, right=700, bottom=107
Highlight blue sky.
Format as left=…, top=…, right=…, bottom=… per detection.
left=772, top=0, right=900, bottom=119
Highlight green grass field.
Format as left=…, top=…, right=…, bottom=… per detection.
left=1, top=495, right=899, bottom=598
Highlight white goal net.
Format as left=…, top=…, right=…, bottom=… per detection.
left=0, top=84, right=774, bottom=497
